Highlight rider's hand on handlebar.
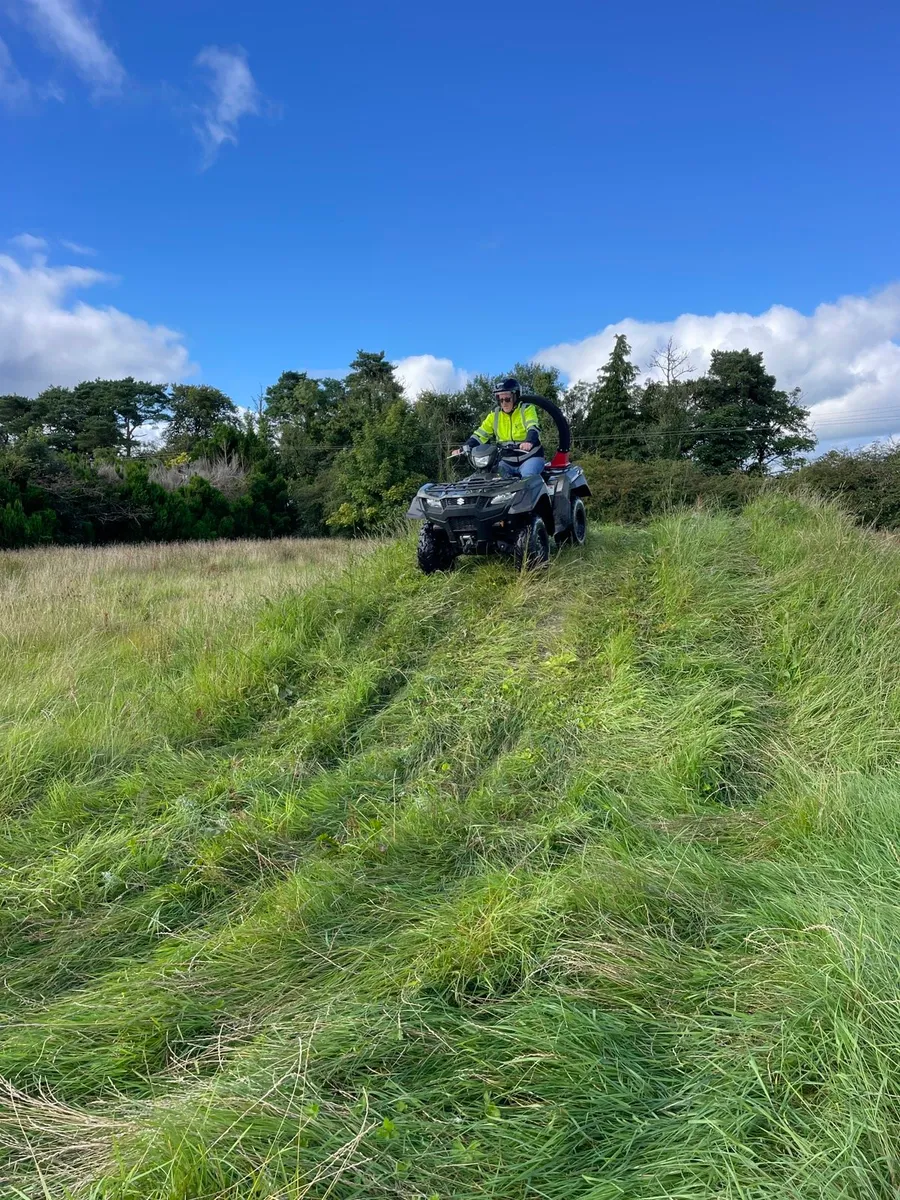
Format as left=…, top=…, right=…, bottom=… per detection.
left=519, top=442, right=534, bottom=451
left=451, top=448, right=463, bottom=458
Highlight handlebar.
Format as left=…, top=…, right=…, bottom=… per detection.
left=498, top=443, right=540, bottom=461
left=450, top=443, right=543, bottom=478
left=452, top=442, right=539, bottom=459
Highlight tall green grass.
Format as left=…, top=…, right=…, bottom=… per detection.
left=2, top=499, right=899, bottom=1198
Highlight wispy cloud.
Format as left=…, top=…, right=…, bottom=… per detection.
left=60, top=238, right=95, bottom=256
left=38, top=78, right=65, bottom=102
left=0, top=35, right=31, bottom=107
left=194, top=45, right=261, bottom=166
left=19, top=0, right=125, bottom=95
left=10, top=232, right=48, bottom=253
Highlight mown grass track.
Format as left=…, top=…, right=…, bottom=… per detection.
left=2, top=496, right=900, bottom=1199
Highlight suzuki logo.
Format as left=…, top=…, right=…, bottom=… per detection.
left=456, top=497, right=465, bottom=505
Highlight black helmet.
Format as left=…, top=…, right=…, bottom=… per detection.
left=493, top=377, right=521, bottom=403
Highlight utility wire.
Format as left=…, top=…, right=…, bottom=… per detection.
left=274, top=414, right=900, bottom=455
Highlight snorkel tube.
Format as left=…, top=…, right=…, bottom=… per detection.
left=520, top=393, right=571, bottom=468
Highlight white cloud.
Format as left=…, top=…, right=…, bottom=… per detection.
left=536, top=286, right=900, bottom=442
left=38, top=78, right=65, bottom=102
left=10, top=232, right=48, bottom=253
left=394, top=354, right=470, bottom=398
left=0, top=34, right=30, bottom=106
left=19, top=0, right=124, bottom=94
left=194, top=45, right=260, bottom=165
left=60, top=238, right=95, bottom=255
left=0, top=252, right=195, bottom=395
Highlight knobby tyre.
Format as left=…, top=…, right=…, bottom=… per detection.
left=557, top=496, right=587, bottom=547
left=514, top=515, right=550, bottom=571
left=417, top=523, right=457, bottom=574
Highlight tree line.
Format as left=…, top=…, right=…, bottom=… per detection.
left=0, top=335, right=866, bottom=549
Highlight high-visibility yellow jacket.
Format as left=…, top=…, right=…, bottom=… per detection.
left=466, top=402, right=542, bottom=448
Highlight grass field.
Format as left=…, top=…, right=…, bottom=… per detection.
left=1, top=497, right=900, bottom=1199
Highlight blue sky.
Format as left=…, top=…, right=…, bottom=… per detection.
left=2, top=0, right=900, bottom=447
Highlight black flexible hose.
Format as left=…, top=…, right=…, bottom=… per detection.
left=520, top=393, right=572, bottom=453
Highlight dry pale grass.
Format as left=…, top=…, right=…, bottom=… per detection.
left=0, top=536, right=377, bottom=783
left=0, top=537, right=368, bottom=638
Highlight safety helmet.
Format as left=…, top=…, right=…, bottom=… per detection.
left=493, top=377, right=521, bottom=404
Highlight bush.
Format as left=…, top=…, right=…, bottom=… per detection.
left=577, top=455, right=765, bottom=523
left=0, top=498, right=57, bottom=547
left=8, top=430, right=900, bottom=551
left=0, top=443, right=297, bottom=549
left=789, top=444, right=900, bottom=529
left=0, top=460, right=60, bottom=548
left=147, top=454, right=249, bottom=500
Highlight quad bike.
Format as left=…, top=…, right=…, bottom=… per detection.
left=406, top=393, right=591, bottom=573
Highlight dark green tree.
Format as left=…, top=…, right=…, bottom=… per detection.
left=165, top=385, right=238, bottom=454
left=262, top=371, right=348, bottom=534
left=690, top=349, right=815, bottom=473
left=263, top=372, right=345, bottom=438
left=32, top=383, right=118, bottom=455
left=26, top=379, right=168, bottom=457
left=560, top=379, right=592, bottom=442
left=4, top=380, right=168, bottom=456
left=637, top=339, right=695, bottom=459
left=0, top=433, right=60, bottom=546
left=460, top=374, right=496, bottom=415
left=637, top=380, right=694, bottom=459
left=327, top=399, right=428, bottom=532
left=99, top=378, right=170, bottom=456
left=638, top=378, right=696, bottom=460
left=414, top=388, right=480, bottom=480
left=341, top=351, right=405, bottom=424
left=261, top=371, right=305, bottom=423
left=0, top=395, right=33, bottom=445
left=581, top=335, right=645, bottom=460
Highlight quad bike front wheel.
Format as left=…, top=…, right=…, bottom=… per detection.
left=417, top=523, right=457, bottom=574
left=557, top=496, right=587, bottom=547
left=514, top=515, right=550, bottom=571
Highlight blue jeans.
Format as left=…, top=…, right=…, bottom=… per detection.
left=499, top=455, right=545, bottom=479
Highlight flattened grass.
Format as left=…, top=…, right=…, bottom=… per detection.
left=2, top=500, right=900, bottom=1198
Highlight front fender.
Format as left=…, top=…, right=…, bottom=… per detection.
left=406, top=491, right=429, bottom=519
left=508, top=479, right=548, bottom=516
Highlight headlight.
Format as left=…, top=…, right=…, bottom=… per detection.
left=425, top=497, right=442, bottom=508
left=489, top=491, right=517, bottom=504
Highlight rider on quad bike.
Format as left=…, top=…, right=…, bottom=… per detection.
left=452, top=378, right=545, bottom=478
left=408, top=379, right=591, bottom=574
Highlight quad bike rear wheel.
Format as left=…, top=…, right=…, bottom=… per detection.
left=557, top=496, right=587, bottom=547
left=417, top=523, right=457, bottom=574
left=514, top=514, right=550, bottom=571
